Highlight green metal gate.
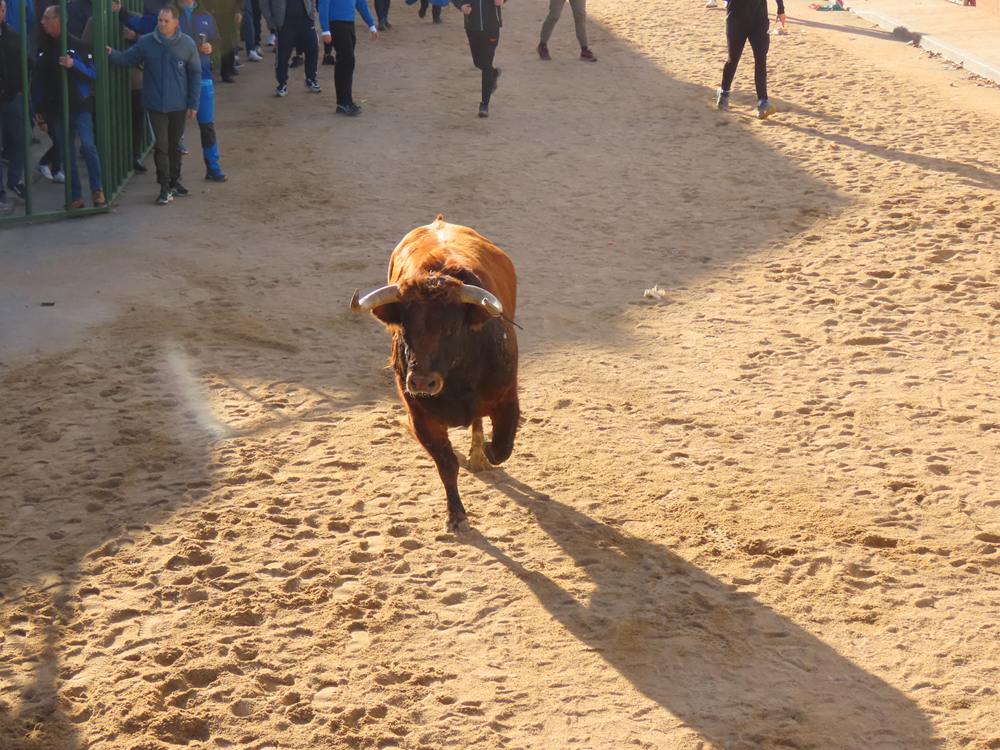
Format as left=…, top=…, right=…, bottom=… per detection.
left=1, top=0, right=147, bottom=224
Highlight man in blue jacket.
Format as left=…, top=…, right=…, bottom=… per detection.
left=318, top=0, right=377, bottom=115
left=116, top=0, right=227, bottom=181
left=108, top=3, right=201, bottom=204
left=262, top=0, right=322, bottom=97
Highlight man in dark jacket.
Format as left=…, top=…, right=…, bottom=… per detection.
left=716, top=0, right=784, bottom=119
left=453, top=0, right=503, bottom=118
left=0, top=0, right=27, bottom=206
left=108, top=3, right=201, bottom=204
left=33, top=4, right=105, bottom=208
left=262, top=0, right=321, bottom=97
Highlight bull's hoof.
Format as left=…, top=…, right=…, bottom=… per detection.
left=466, top=451, right=493, bottom=474
left=446, top=512, right=469, bottom=533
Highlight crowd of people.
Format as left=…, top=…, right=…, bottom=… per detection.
left=1, top=0, right=784, bottom=214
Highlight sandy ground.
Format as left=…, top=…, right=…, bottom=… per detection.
left=2, top=0, right=999, bottom=748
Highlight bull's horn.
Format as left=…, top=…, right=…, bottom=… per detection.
left=458, top=284, right=503, bottom=317
left=351, top=284, right=401, bottom=313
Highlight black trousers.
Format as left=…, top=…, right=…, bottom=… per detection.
left=466, top=30, right=498, bottom=106
left=148, top=109, right=186, bottom=188
left=375, top=0, right=390, bottom=23
left=330, top=21, right=357, bottom=106
left=418, top=0, right=440, bottom=20
left=721, top=13, right=769, bottom=101
left=276, top=21, right=319, bottom=85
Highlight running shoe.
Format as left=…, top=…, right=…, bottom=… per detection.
left=170, top=182, right=190, bottom=197
left=478, top=102, right=489, bottom=118
left=306, top=78, right=322, bottom=93
left=716, top=88, right=730, bottom=111
left=757, top=99, right=776, bottom=119
left=248, top=48, right=263, bottom=61
left=156, top=187, right=172, bottom=205
left=276, top=83, right=288, bottom=97
left=336, top=103, right=362, bottom=116
left=537, top=42, right=551, bottom=60
left=580, top=47, right=597, bottom=62
left=36, top=163, right=54, bottom=181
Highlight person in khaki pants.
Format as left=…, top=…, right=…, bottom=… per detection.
left=536, top=0, right=596, bottom=62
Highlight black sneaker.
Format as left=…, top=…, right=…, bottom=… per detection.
left=156, top=188, right=173, bottom=205
left=275, top=83, right=288, bottom=97
left=290, top=54, right=303, bottom=69
left=305, top=78, right=322, bottom=93
left=170, top=182, right=190, bottom=197
left=322, top=53, right=336, bottom=65
left=205, top=170, right=228, bottom=182
left=336, top=103, right=361, bottom=116
left=478, top=102, right=489, bottom=118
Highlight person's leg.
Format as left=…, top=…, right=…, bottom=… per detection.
left=64, top=117, right=83, bottom=202
left=0, top=98, right=25, bottom=190
left=720, top=15, right=749, bottom=93
left=418, top=0, right=428, bottom=17
left=301, top=23, right=319, bottom=81
left=73, top=110, right=103, bottom=197
left=168, top=110, right=186, bottom=187
left=198, top=80, right=223, bottom=176
left=747, top=18, right=770, bottom=102
left=431, top=3, right=441, bottom=22
left=275, top=24, right=294, bottom=86
left=467, top=31, right=498, bottom=107
left=131, top=89, right=145, bottom=163
left=568, top=0, right=588, bottom=48
left=331, top=21, right=356, bottom=106
left=148, top=111, right=170, bottom=189
left=539, top=0, right=565, bottom=43
left=221, top=46, right=237, bottom=79
left=375, top=0, right=387, bottom=24
left=252, top=0, right=262, bottom=47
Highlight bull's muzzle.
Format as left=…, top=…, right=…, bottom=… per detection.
left=406, top=370, right=444, bottom=398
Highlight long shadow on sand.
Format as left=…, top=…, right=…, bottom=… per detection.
left=465, top=472, right=937, bottom=749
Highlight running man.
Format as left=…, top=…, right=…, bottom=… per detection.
left=537, top=0, right=596, bottom=62
left=453, top=0, right=503, bottom=118
left=716, top=0, right=784, bottom=119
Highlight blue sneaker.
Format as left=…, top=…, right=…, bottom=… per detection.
left=205, top=170, right=228, bottom=182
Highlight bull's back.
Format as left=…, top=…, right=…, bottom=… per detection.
left=387, top=217, right=517, bottom=319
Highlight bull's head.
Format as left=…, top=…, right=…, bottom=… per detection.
left=351, top=275, right=504, bottom=398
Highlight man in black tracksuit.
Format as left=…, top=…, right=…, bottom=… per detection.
left=716, top=0, right=784, bottom=119
left=453, top=0, right=503, bottom=118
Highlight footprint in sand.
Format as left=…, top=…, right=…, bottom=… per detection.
left=346, top=624, right=371, bottom=653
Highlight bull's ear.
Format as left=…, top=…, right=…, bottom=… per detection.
left=464, top=304, right=492, bottom=329
left=371, top=303, right=401, bottom=326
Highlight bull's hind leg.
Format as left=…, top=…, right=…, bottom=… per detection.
left=484, top=395, right=520, bottom=466
left=467, top=418, right=492, bottom=473
left=410, top=411, right=467, bottom=532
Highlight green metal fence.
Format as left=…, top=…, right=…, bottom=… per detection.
left=1, top=0, right=147, bottom=224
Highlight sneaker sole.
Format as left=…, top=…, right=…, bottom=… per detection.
left=758, top=105, right=776, bottom=120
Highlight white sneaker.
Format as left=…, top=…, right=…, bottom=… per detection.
left=266, top=33, right=276, bottom=47
left=53, top=170, right=66, bottom=184
left=706, top=0, right=718, bottom=6
left=248, top=48, right=263, bottom=61
left=37, top=163, right=54, bottom=181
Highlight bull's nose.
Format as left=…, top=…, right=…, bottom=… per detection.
left=406, top=371, right=444, bottom=397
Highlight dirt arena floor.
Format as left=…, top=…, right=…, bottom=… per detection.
left=2, top=0, right=999, bottom=747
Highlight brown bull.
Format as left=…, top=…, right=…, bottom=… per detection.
left=351, top=215, right=520, bottom=532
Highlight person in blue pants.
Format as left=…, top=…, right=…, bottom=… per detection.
left=117, top=0, right=227, bottom=180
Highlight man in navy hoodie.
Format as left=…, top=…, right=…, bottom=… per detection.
left=716, top=0, right=784, bottom=119
left=318, top=0, right=377, bottom=115
left=108, top=3, right=201, bottom=204
left=453, top=0, right=503, bottom=118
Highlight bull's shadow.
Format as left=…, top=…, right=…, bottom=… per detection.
left=465, top=471, right=937, bottom=749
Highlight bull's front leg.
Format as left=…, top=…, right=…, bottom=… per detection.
left=485, top=393, right=520, bottom=466
left=467, top=418, right=492, bottom=473
left=410, top=409, right=467, bottom=532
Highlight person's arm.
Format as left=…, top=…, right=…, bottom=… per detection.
left=318, top=0, right=330, bottom=35
left=775, top=0, right=786, bottom=21
left=185, top=43, right=201, bottom=113
left=65, top=48, right=97, bottom=79
left=354, top=0, right=376, bottom=33
left=107, top=38, right=145, bottom=66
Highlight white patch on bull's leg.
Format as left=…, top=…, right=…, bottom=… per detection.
left=467, top=418, right=492, bottom=473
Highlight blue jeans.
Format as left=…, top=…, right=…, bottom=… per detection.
left=49, top=110, right=103, bottom=201
left=0, top=97, right=25, bottom=192
left=197, top=79, right=222, bottom=174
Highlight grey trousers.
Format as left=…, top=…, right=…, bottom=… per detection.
left=540, top=0, right=588, bottom=48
